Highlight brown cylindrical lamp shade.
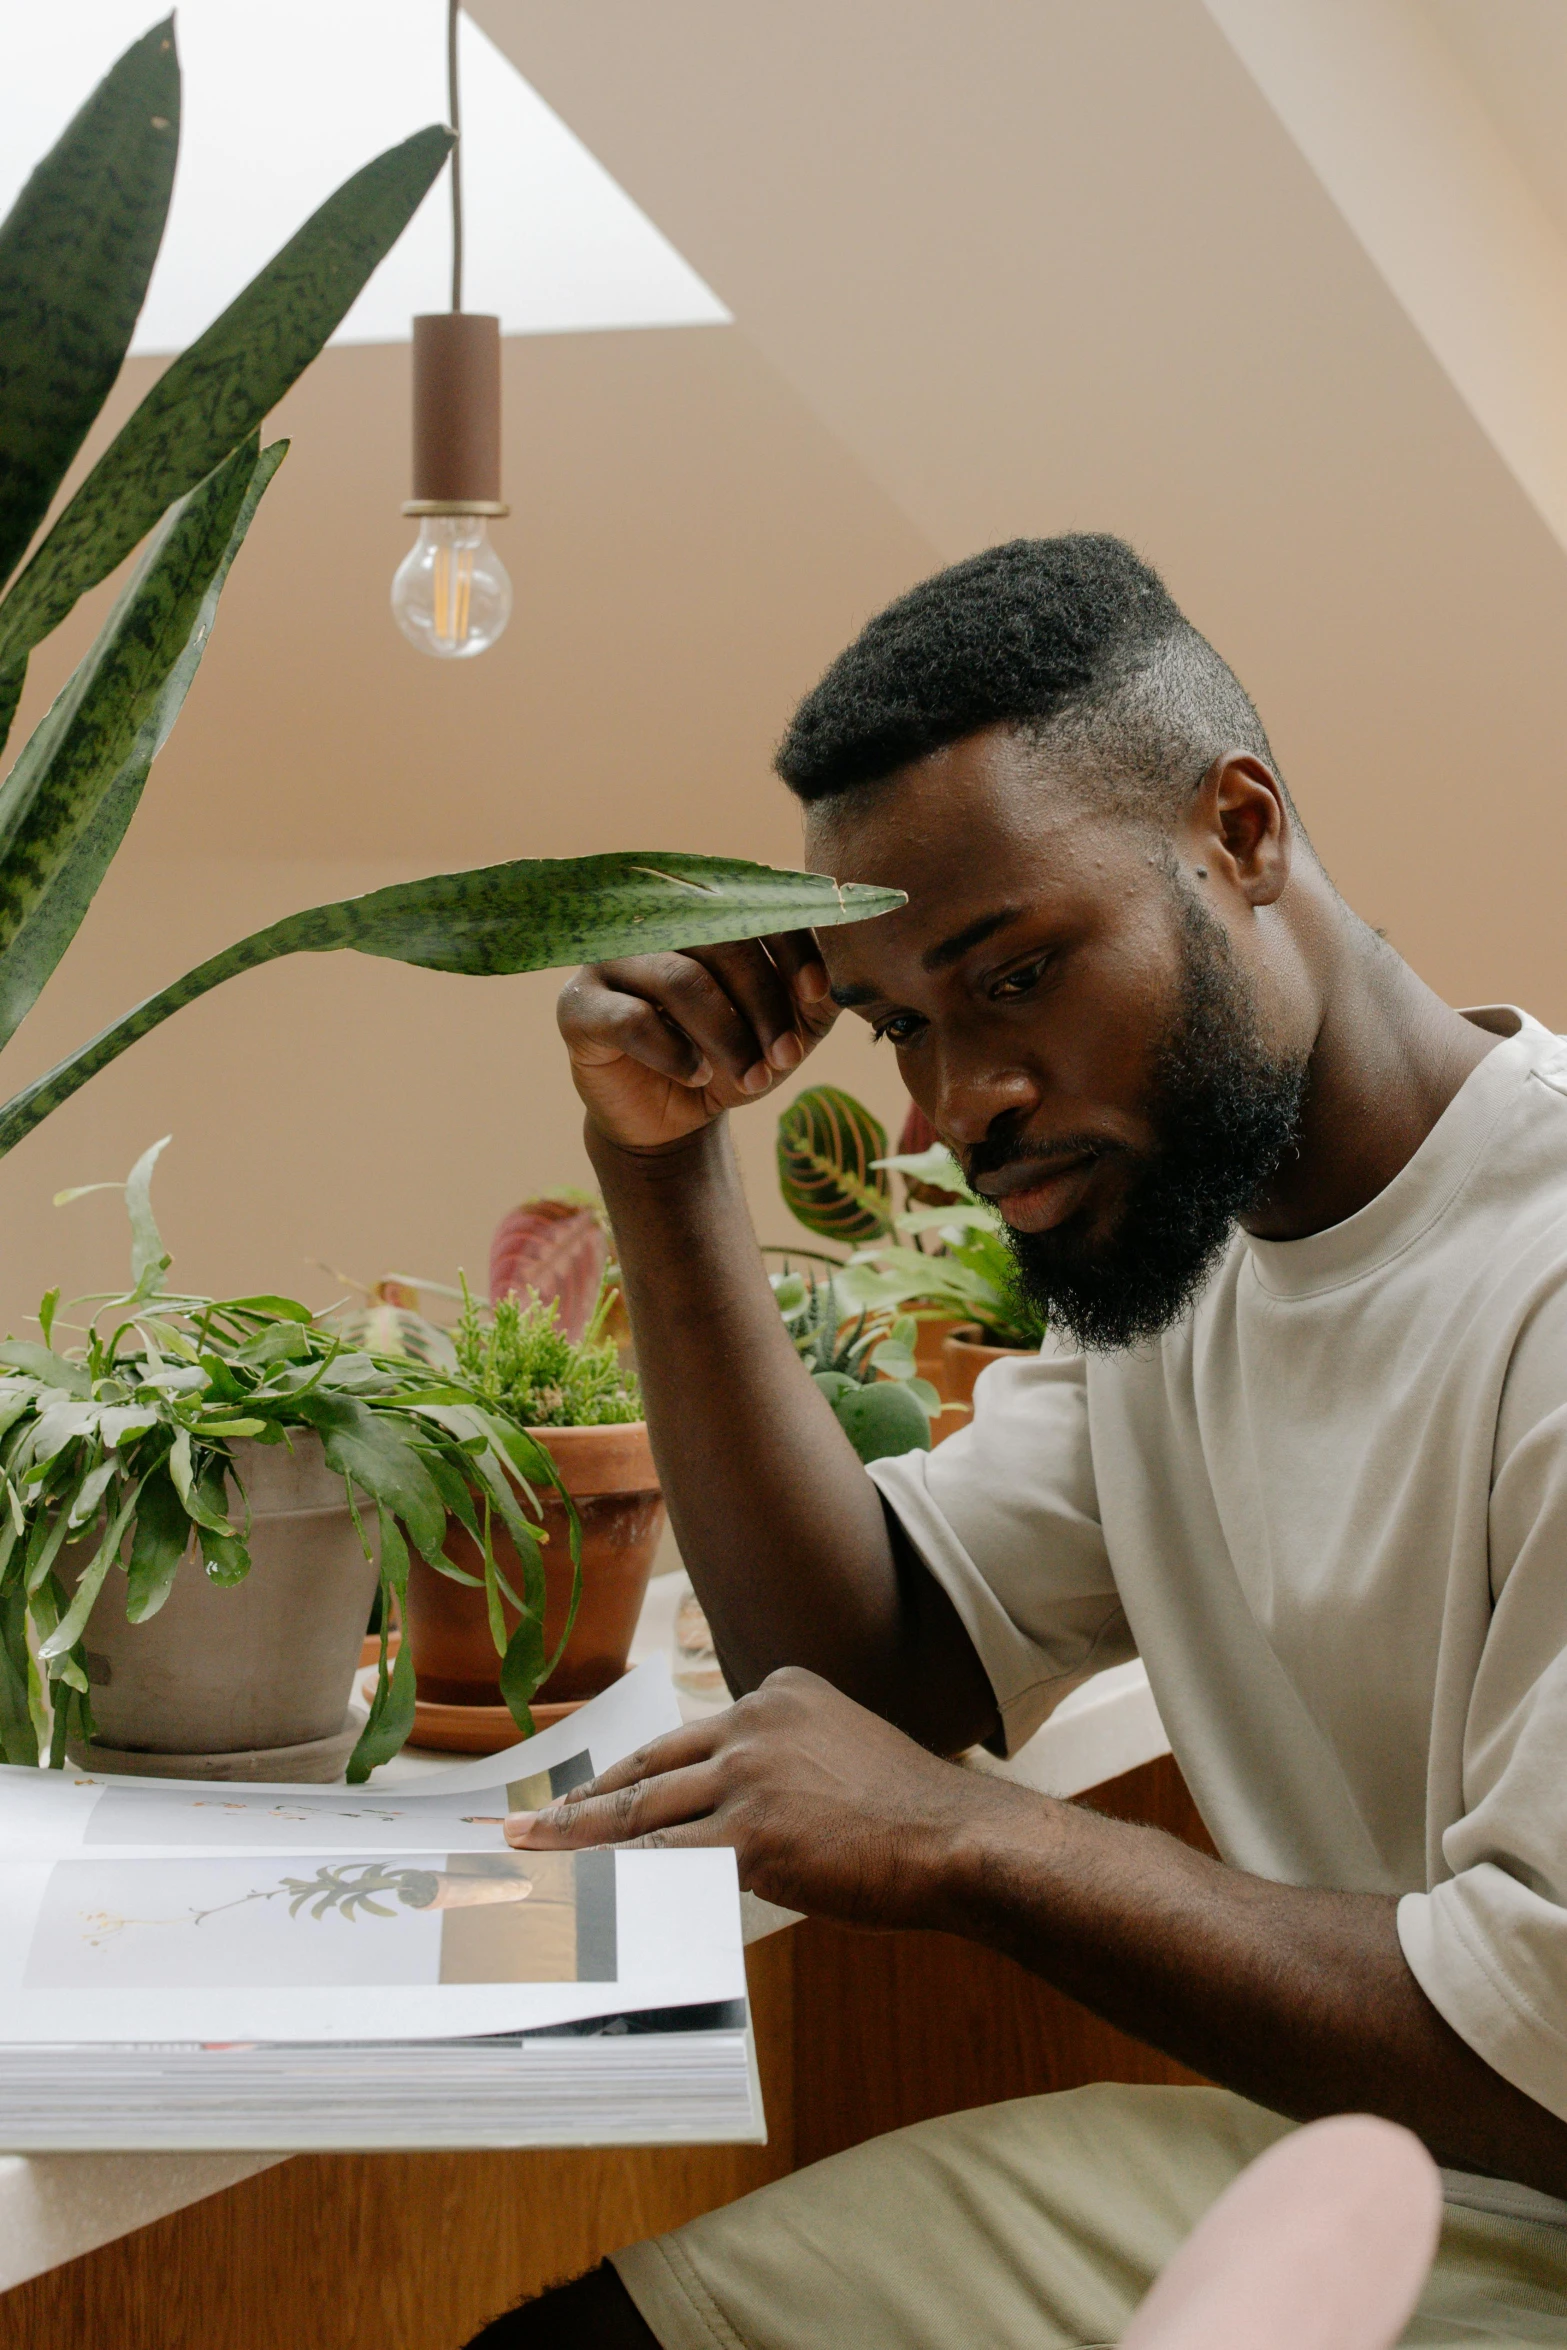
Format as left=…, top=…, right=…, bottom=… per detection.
left=403, top=312, right=508, bottom=516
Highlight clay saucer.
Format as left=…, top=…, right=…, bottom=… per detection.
left=407, top=1694, right=589, bottom=1754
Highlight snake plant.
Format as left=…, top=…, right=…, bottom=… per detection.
left=0, top=20, right=901, bottom=1163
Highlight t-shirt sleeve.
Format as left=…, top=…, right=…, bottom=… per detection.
left=1397, top=1300, right=1567, bottom=2122
left=866, top=1337, right=1133, bottom=1755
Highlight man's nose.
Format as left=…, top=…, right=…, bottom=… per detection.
left=929, top=1048, right=1041, bottom=1151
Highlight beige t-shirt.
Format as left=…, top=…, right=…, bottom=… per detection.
left=870, top=1006, right=1567, bottom=2167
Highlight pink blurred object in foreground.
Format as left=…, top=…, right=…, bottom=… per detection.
left=488, top=1197, right=607, bottom=1342
left=1121, top=2114, right=1442, bottom=2350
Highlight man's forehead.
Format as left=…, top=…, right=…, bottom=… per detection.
left=820, top=899, right=1031, bottom=1008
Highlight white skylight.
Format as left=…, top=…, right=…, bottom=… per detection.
left=0, top=3, right=730, bottom=351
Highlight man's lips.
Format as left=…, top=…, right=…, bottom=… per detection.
left=974, top=1152, right=1102, bottom=1235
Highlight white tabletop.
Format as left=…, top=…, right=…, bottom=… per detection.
left=0, top=1567, right=1168, bottom=2293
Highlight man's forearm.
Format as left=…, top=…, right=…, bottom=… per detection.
left=949, top=1784, right=1567, bottom=2197
left=591, top=1116, right=998, bottom=1749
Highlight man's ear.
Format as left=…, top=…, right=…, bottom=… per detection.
left=1185, top=755, right=1291, bottom=909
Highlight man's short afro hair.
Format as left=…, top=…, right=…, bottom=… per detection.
left=775, top=534, right=1283, bottom=825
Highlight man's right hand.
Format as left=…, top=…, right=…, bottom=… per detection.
left=556, top=931, right=840, bottom=1151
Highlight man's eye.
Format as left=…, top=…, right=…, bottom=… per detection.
left=995, top=958, right=1050, bottom=999
left=873, top=1014, right=922, bottom=1048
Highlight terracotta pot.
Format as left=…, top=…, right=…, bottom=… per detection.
left=403, top=1421, right=665, bottom=1708
left=912, top=1314, right=967, bottom=1398
left=940, top=1324, right=1036, bottom=1409
left=63, top=1434, right=378, bottom=1779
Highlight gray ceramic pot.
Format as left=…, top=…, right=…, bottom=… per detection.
left=61, top=1433, right=377, bottom=1780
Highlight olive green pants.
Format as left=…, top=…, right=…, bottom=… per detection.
left=612, top=2084, right=1567, bottom=2348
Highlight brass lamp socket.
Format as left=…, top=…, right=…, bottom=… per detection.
left=407, top=311, right=506, bottom=509
left=401, top=500, right=511, bottom=517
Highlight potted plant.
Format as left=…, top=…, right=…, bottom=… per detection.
left=770, top=1267, right=939, bottom=1461
left=775, top=1086, right=1046, bottom=1408
left=0, top=1143, right=585, bottom=1782
left=398, top=1282, right=660, bottom=1755
left=0, top=27, right=900, bottom=1776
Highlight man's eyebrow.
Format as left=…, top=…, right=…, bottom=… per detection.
left=829, top=981, right=880, bottom=1009
left=921, top=906, right=1025, bottom=973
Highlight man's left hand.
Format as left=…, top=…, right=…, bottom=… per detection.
left=504, top=1665, right=1022, bottom=1930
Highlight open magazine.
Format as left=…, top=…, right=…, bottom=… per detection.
left=0, top=1663, right=762, bottom=2151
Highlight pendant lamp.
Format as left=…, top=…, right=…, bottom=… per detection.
left=391, top=1, right=512, bottom=658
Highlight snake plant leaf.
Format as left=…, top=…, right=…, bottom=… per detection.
left=0, top=439, right=283, bottom=1054
left=0, top=123, right=452, bottom=679
left=777, top=1084, right=895, bottom=1244
left=0, top=19, right=179, bottom=598
left=0, top=858, right=905, bottom=1159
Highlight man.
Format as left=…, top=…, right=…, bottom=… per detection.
left=476, top=538, right=1567, bottom=2346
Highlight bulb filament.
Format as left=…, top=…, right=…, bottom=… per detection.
left=433, top=538, right=475, bottom=647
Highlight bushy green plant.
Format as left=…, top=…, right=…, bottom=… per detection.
left=0, top=21, right=900, bottom=1161
left=0, top=1142, right=582, bottom=1778
left=840, top=1143, right=1048, bottom=1350
left=774, top=1085, right=1047, bottom=1349
left=454, top=1285, right=641, bottom=1429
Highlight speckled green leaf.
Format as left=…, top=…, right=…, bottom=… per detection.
left=778, top=1085, right=894, bottom=1243
left=0, top=20, right=179, bottom=599
left=0, top=437, right=280, bottom=1054
left=0, top=858, right=905, bottom=1157
left=0, top=123, right=451, bottom=676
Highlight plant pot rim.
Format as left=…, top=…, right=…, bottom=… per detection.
left=945, top=1324, right=1036, bottom=1355
left=514, top=1417, right=658, bottom=1497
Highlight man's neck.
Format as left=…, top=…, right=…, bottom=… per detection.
left=1244, top=909, right=1499, bottom=1243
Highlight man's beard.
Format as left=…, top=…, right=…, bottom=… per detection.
left=982, top=887, right=1307, bottom=1352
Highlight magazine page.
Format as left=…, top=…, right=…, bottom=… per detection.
left=0, top=1845, right=743, bottom=2043
left=0, top=1660, right=684, bottom=1861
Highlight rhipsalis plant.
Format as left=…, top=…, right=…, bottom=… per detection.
left=0, top=1141, right=585, bottom=1780
left=0, top=22, right=900, bottom=1161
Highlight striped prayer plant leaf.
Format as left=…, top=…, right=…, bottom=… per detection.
left=777, top=1084, right=896, bottom=1245
left=0, top=859, right=905, bottom=1159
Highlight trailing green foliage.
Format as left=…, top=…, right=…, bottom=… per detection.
left=772, top=1268, right=938, bottom=1464
left=0, top=1142, right=582, bottom=1777
left=776, top=1086, right=894, bottom=1245
left=454, top=1286, right=640, bottom=1430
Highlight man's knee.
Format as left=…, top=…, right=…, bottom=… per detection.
left=464, top=2260, right=660, bottom=2347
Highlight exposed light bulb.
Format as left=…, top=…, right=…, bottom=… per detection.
left=391, top=514, right=512, bottom=659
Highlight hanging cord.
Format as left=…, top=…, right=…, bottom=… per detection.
left=447, top=0, right=463, bottom=311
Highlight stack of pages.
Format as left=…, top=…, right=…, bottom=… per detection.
left=0, top=1662, right=761, bottom=2151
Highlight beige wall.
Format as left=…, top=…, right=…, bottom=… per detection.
left=0, top=326, right=935, bottom=1337
left=11, top=0, right=1567, bottom=1341
left=490, top=0, right=1567, bottom=1023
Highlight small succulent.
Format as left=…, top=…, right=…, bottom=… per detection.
left=771, top=1269, right=939, bottom=1464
